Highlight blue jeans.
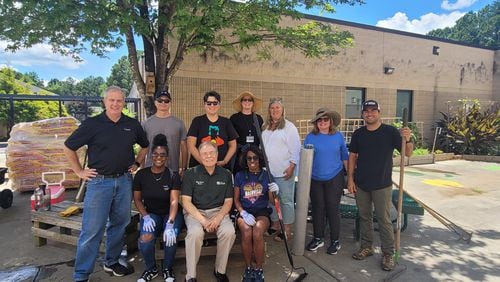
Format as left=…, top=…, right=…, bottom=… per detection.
left=73, top=173, right=132, bottom=281
left=270, top=177, right=296, bottom=225
left=139, top=211, right=184, bottom=271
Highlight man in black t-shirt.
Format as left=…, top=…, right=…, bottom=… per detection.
left=347, top=100, right=413, bottom=272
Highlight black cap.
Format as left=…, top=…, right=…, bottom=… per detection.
left=362, top=100, right=380, bottom=111
left=155, top=89, right=172, bottom=100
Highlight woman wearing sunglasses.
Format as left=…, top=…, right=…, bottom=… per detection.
left=133, top=134, right=183, bottom=282
left=234, top=145, right=279, bottom=282
left=304, top=108, right=348, bottom=255
left=230, top=91, right=264, bottom=174
left=187, top=90, right=238, bottom=171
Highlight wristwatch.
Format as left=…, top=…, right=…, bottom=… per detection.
left=135, top=161, right=141, bottom=167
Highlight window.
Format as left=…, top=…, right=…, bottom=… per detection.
left=396, top=90, right=413, bottom=121
left=345, top=88, right=365, bottom=119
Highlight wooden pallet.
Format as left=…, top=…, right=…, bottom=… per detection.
left=31, top=200, right=139, bottom=252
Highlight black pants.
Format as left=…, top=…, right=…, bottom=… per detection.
left=310, top=171, right=344, bottom=241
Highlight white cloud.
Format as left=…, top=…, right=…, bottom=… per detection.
left=376, top=11, right=465, bottom=34
left=0, top=41, right=84, bottom=70
left=441, top=0, right=478, bottom=11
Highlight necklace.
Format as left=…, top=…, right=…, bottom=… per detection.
left=151, top=169, right=165, bottom=181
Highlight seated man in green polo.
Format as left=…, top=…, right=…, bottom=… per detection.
left=181, top=141, right=236, bottom=282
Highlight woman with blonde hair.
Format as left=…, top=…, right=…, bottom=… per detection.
left=261, top=97, right=301, bottom=241
left=304, top=108, right=348, bottom=255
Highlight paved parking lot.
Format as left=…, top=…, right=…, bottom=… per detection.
left=0, top=159, right=499, bottom=281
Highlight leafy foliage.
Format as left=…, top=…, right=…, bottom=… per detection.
left=435, top=99, right=500, bottom=156
left=107, top=56, right=133, bottom=96
left=0, top=0, right=363, bottom=115
left=427, top=1, right=499, bottom=48
left=392, top=121, right=423, bottom=148
left=0, top=67, right=69, bottom=123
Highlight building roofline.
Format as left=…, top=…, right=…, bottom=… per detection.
left=302, top=14, right=499, bottom=51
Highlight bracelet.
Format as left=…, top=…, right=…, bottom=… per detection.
left=406, top=140, right=412, bottom=144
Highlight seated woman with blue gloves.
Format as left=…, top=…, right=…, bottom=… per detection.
left=234, top=145, right=279, bottom=282
left=133, top=134, right=183, bottom=282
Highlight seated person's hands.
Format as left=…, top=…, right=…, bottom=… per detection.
left=240, top=210, right=256, bottom=226
left=163, top=221, right=176, bottom=247
left=269, top=182, right=280, bottom=195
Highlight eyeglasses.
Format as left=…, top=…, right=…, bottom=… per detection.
left=246, top=156, right=259, bottom=161
left=269, top=97, right=283, bottom=104
left=205, top=101, right=219, bottom=106
left=241, top=98, right=253, bottom=102
left=152, top=153, right=167, bottom=158
left=317, top=117, right=330, bottom=123
left=156, top=99, right=171, bottom=104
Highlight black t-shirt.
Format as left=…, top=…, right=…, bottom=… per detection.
left=187, top=115, right=238, bottom=167
left=133, top=167, right=181, bottom=215
left=229, top=112, right=263, bottom=147
left=181, top=165, right=233, bottom=210
left=349, top=124, right=402, bottom=191
left=64, top=112, right=149, bottom=175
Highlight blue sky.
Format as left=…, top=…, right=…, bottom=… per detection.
left=0, top=0, right=495, bottom=83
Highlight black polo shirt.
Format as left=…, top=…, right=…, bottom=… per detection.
left=65, top=112, right=149, bottom=175
left=181, top=165, right=233, bottom=210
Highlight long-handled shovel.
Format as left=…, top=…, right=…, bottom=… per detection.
left=252, top=113, right=307, bottom=282
left=395, top=108, right=408, bottom=262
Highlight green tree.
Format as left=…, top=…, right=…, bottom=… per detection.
left=107, top=55, right=133, bottom=96
left=0, top=0, right=363, bottom=115
left=23, top=71, right=44, bottom=88
left=74, top=76, right=106, bottom=97
left=427, top=1, right=499, bottom=48
left=0, top=67, right=69, bottom=124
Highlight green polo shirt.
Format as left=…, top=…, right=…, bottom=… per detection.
left=182, top=165, right=233, bottom=210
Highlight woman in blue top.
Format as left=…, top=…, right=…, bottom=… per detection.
left=304, top=108, right=348, bottom=255
left=234, top=145, right=279, bottom=282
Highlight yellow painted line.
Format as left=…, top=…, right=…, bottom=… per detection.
left=422, top=179, right=463, bottom=188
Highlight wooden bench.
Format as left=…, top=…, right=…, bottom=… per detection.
left=391, top=189, right=425, bottom=231
left=31, top=200, right=139, bottom=252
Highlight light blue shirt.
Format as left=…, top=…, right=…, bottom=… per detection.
left=304, top=131, right=348, bottom=181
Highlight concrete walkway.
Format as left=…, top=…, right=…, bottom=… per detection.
left=0, top=160, right=499, bottom=281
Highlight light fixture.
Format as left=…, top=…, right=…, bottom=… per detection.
left=384, top=67, right=395, bottom=75
left=433, top=46, right=440, bottom=55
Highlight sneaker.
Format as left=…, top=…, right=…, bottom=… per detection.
left=163, top=268, right=175, bottom=282
left=137, top=268, right=159, bottom=282
left=103, top=262, right=129, bottom=277
left=382, top=254, right=395, bottom=271
left=306, top=237, right=324, bottom=251
left=242, top=267, right=253, bottom=282
left=326, top=240, right=341, bottom=255
left=213, top=270, right=229, bottom=282
left=352, top=247, right=374, bottom=260
left=253, top=268, right=264, bottom=282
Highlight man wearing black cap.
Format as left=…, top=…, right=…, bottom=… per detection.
left=137, top=89, right=188, bottom=176
left=347, top=100, right=413, bottom=271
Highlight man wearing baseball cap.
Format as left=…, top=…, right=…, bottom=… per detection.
left=347, top=100, right=413, bottom=271
left=137, top=88, right=188, bottom=176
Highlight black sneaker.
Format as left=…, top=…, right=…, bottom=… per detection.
left=306, top=237, right=324, bottom=251
left=327, top=240, right=341, bottom=255
left=137, top=268, right=159, bottom=281
left=163, top=268, right=175, bottom=282
left=213, top=270, right=229, bottom=282
left=242, top=267, right=253, bottom=282
left=103, top=262, right=129, bottom=277
left=253, top=268, right=264, bottom=282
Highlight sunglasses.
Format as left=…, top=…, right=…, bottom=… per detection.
left=269, top=97, right=283, bottom=104
left=317, top=117, right=330, bottom=123
left=156, top=99, right=171, bottom=104
left=246, top=156, right=259, bottom=161
left=241, top=98, right=253, bottom=102
left=205, top=101, right=219, bottom=106
left=152, top=153, right=167, bottom=158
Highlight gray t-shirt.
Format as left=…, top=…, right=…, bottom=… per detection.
left=142, top=115, right=187, bottom=171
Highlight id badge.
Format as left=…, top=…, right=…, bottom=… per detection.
left=246, top=135, right=255, bottom=143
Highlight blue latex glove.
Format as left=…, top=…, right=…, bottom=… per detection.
left=240, top=210, right=256, bottom=226
left=269, top=182, right=280, bottom=195
left=142, top=214, right=156, bottom=232
left=163, top=221, right=176, bottom=247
